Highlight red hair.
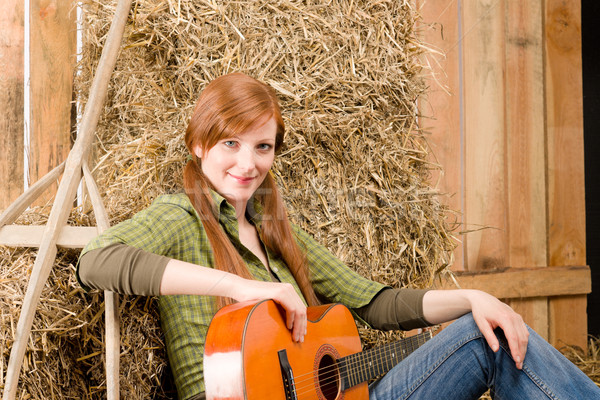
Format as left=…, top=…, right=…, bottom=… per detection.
left=183, top=73, right=319, bottom=308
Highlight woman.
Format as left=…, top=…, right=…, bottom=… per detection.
left=78, top=73, right=600, bottom=399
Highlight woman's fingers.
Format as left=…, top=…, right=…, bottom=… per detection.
left=246, top=281, right=307, bottom=343
left=492, top=305, right=529, bottom=369
left=477, top=320, right=500, bottom=352
left=287, top=309, right=307, bottom=342
left=212, top=274, right=309, bottom=342
left=503, top=315, right=529, bottom=369
left=281, top=300, right=306, bottom=342
left=471, top=294, right=530, bottom=369
left=275, top=283, right=307, bottom=342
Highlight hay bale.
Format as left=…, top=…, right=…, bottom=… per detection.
left=2, top=0, right=457, bottom=398
left=79, top=0, right=455, bottom=285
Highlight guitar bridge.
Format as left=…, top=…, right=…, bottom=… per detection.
left=278, top=349, right=298, bottom=400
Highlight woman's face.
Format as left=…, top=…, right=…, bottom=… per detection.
left=194, top=117, right=277, bottom=211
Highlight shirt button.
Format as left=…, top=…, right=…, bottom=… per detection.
left=272, top=267, right=278, bottom=273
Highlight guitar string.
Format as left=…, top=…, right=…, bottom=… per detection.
left=292, top=337, right=422, bottom=399
left=293, top=332, right=431, bottom=395
left=290, top=331, right=430, bottom=386
left=292, top=332, right=430, bottom=397
left=291, top=331, right=429, bottom=390
left=289, top=332, right=431, bottom=398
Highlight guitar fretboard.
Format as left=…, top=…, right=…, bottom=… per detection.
left=338, top=331, right=432, bottom=390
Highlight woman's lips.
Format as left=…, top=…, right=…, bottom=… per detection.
left=228, top=173, right=255, bottom=184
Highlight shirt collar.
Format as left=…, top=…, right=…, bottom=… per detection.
left=208, top=189, right=264, bottom=226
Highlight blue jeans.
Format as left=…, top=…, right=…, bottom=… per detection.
left=369, top=313, right=600, bottom=400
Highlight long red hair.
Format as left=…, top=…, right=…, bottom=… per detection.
left=183, top=73, right=319, bottom=308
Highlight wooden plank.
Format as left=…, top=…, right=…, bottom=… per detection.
left=462, top=0, right=508, bottom=271
left=505, top=0, right=546, bottom=269
left=545, top=1, right=585, bottom=265
left=550, top=296, right=588, bottom=350
left=0, top=0, right=25, bottom=211
left=29, top=0, right=76, bottom=205
left=417, top=0, right=464, bottom=270
left=0, top=225, right=99, bottom=248
left=504, top=0, right=548, bottom=339
left=545, top=0, right=587, bottom=350
left=439, top=265, right=591, bottom=299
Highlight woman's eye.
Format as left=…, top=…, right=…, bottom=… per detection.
left=224, top=140, right=236, bottom=147
left=258, top=143, right=272, bottom=151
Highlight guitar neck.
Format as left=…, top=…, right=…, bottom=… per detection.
left=338, top=331, right=432, bottom=390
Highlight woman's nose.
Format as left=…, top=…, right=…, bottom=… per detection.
left=236, top=146, right=256, bottom=171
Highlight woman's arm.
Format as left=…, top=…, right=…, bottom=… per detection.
left=160, top=259, right=308, bottom=342
left=79, top=245, right=308, bottom=343
left=423, top=289, right=529, bottom=369
left=353, top=288, right=432, bottom=330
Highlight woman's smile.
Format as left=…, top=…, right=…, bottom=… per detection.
left=227, top=173, right=256, bottom=184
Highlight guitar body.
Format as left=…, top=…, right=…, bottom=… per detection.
left=204, top=300, right=368, bottom=400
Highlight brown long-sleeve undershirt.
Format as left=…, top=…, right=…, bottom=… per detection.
left=78, top=243, right=431, bottom=331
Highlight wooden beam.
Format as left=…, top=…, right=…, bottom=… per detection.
left=438, top=265, right=591, bottom=299
left=0, top=0, right=24, bottom=211
left=0, top=225, right=99, bottom=248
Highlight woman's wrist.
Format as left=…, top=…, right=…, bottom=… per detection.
left=422, top=289, right=481, bottom=324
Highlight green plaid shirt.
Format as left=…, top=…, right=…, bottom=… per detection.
left=81, top=192, right=385, bottom=399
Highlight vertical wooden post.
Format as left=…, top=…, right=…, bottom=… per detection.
left=417, top=0, right=464, bottom=270
left=0, top=0, right=25, bottom=211
left=462, top=0, right=508, bottom=271
left=29, top=0, right=76, bottom=205
left=545, top=0, right=587, bottom=350
left=504, top=0, right=549, bottom=338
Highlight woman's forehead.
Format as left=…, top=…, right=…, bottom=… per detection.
left=235, top=116, right=278, bottom=140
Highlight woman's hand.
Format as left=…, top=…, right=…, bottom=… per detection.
left=160, top=259, right=307, bottom=342
left=423, top=289, right=529, bottom=369
left=230, top=280, right=308, bottom=343
left=468, top=291, right=529, bottom=369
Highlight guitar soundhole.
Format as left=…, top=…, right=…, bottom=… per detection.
left=317, top=354, right=339, bottom=400
left=316, top=352, right=341, bottom=400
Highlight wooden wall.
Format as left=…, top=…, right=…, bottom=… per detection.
left=0, top=0, right=75, bottom=211
left=418, top=0, right=590, bottom=350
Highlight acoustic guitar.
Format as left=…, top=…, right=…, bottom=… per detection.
left=204, top=299, right=432, bottom=400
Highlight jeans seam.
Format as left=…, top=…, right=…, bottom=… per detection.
left=496, top=345, right=556, bottom=400
left=401, top=331, right=484, bottom=400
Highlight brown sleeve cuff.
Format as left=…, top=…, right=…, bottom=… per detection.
left=77, top=243, right=171, bottom=296
left=354, top=287, right=433, bottom=331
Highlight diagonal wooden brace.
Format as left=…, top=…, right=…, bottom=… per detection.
left=1, top=1, right=132, bottom=399
left=0, top=162, right=65, bottom=228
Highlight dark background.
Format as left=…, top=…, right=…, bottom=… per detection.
left=582, top=0, right=600, bottom=337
